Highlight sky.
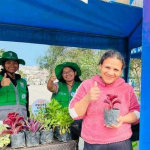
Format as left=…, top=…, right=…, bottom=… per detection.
left=0, top=41, right=49, bottom=66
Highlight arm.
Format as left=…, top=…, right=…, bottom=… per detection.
left=122, top=112, right=138, bottom=124
left=69, top=81, right=100, bottom=118
left=47, top=75, right=57, bottom=92
left=110, top=89, right=140, bottom=128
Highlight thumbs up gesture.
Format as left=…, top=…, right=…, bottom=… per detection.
left=1, top=73, right=11, bottom=86
left=86, top=81, right=100, bottom=102
left=50, top=71, right=57, bottom=82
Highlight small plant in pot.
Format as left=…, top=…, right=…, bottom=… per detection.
left=1, top=112, right=25, bottom=148
left=0, top=124, right=10, bottom=149
left=35, top=109, right=53, bottom=144
left=55, top=107, right=74, bottom=142
left=103, top=94, right=121, bottom=126
left=44, top=99, right=62, bottom=138
left=24, top=119, right=43, bottom=147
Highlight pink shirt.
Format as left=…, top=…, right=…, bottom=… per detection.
left=69, top=75, right=140, bottom=144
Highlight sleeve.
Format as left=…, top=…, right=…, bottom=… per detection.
left=129, top=89, right=140, bottom=113
left=69, top=81, right=88, bottom=120
left=53, top=82, right=59, bottom=93
left=129, top=88, right=140, bottom=121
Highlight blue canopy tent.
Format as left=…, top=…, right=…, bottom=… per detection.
left=0, top=0, right=142, bottom=81
left=1, top=0, right=150, bottom=150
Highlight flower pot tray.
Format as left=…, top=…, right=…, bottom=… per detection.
left=5, top=140, right=76, bottom=150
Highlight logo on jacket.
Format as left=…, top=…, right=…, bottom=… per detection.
left=71, top=92, right=75, bottom=97
left=20, top=82, right=24, bottom=88
left=22, top=94, right=26, bottom=99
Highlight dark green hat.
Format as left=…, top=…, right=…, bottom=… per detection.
left=0, top=51, right=25, bottom=65
left=55, top=62, right=81, bottom=79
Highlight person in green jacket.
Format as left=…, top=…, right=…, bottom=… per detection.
left=0, top=51, right=29, bottom=121
left=47, top=62, right=82, bottom=107
left=47, top=62, right=82, bottom=149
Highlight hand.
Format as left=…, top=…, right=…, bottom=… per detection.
left=1, top=73, right=11, bottom=86
left=105, top=116, right=124, bottom=128
left=50, top=74, right=57, bottom=82
left=86, top=81, right=100, bottom=102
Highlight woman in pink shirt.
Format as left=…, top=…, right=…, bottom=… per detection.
left=69, top=50, right=140, bottom=150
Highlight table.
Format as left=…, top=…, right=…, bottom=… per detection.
left=6, top=140, right=76, bottom=150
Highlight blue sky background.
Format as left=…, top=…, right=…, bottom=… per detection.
left=0, top=41, right=49, bottom=66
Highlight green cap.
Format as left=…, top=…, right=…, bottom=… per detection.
left=0, top=51, right=25, bottom=65
left=55, top=62, right=81, bottom=79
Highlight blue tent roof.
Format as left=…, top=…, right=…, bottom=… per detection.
left=0, top=0, right=142, bottom=51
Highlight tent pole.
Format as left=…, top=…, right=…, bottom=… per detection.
left=139, top=0, right=150, bottom=149
left=123, top=38, right=130, bottom=82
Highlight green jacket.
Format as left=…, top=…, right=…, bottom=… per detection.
left=0, top=75, right=27, bottom=106
left=52, top=81, right=81, bottom=107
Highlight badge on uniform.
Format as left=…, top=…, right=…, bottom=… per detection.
left=71, top=92, right=75, bottom=97
left=20, top=82, right=24, bottom=88
left=22, top=94, right=26, bottom=99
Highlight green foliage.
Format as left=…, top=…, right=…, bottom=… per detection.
left=0, top=49, right=5, bottom=57
left=34, top=108, right=51, bottom=131
left=129, top=58, right=141, bottom=97
left=45, top=99, right=73, bottom=134
left=17, top=70, right=27, bottom=78
left=45, top=99, right=62, bottom=127
left=36, top=46, right=106, bottom=80
left=0, top=124, right=10, bottom=148
left=55, top=107, right=73, bottom=134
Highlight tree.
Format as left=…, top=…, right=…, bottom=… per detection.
left=36, top=46, right=106, bottom=80
left=17, top=70, right=27, bottom=78
left=129, top=58, right=141, bottom=98
left=0, top=49, right=5, bottom=57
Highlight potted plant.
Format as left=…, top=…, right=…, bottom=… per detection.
left=55, top=107, right=74, bottom=142
left=35, top=109, right=53, bottom=144
left=44, top=99, right=73, bottom=142
left=24, top=119, right=43, bottom=147
left=0, top=124, right=10, bottom=149
left=103, top=94, right=121, bottom=126
left=1, top=112, right=25, bottom=148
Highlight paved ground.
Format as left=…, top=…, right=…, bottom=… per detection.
left=28, top=85, right=139, bottom=150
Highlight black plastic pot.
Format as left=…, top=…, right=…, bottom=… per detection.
left=104, top=108, right=120, bottom=126
left=40, top=129, right=53, bottom=144
left=25, top=131, right=40, bottom=147
left=58, top=132, right=72, bottom=142
left=10, top=132, right=25, bottom=148
left=54, top=126, right=71, bottom=142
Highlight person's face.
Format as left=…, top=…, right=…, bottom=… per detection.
left=4, top=60, right=19, bottom=73
left=100, top=57, right=123, bottom=84
left=62, top=67, right=76, bottom=82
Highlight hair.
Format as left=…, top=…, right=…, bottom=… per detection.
left=59, top=66, right=82, bottom=83
left=99, top=50, right=125, bottom=69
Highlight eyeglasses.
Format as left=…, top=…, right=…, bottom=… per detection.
left=62, top=70, right=74, bottom=75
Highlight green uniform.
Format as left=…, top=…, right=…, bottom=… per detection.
left=0, top=75, right=27, bottom=106
left=52, top=81, right=81, bottom=107
left=0, top=74, right=28, bottom=120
